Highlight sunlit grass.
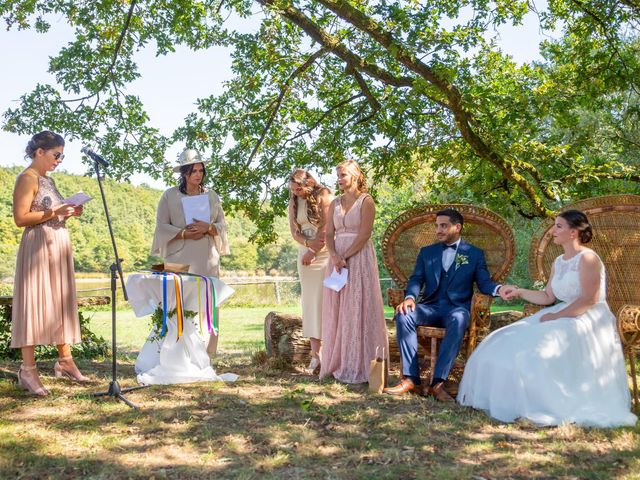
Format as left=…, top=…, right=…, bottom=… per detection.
left=0, top=303, right=637, bottom=479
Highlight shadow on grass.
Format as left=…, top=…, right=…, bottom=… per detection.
left=1, top=354, right=639, bottom=480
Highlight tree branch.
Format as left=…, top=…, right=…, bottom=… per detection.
left=256, top=0, right=417, bottom=90
left=246, top=47, right=328, bottom=166
left=61, top=1, right=138, bottom=105
left=345, top=61, right=381, bottom=113
left=312, top=0, right=552, bottom=216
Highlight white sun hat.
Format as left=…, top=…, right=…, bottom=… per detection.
left=173, top=148, right=208, bottom=173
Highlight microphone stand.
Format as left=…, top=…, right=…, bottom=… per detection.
left=90, top=160, right=148, bottom=408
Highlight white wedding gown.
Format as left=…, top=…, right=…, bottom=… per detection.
left=458, top=249, right=637, bottom=427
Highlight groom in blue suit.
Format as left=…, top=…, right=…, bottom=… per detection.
left=383, top=208, right=504, bottom=401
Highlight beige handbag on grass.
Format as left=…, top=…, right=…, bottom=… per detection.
left=368, top=346, right=387, bottom=394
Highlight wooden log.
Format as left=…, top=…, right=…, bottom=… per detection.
left=264, top=311, right=311, bottom=363
left=0, top=295, right=110, bottom=307
left=264, top=311, right=402, bottom=364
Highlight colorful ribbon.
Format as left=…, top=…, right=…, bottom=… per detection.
left=152, top=271, right=218, bottom=340
left=183, top=273, right=218, bottom=336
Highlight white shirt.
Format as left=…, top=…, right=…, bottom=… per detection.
left=404, top=238, right=502, bottom=301
left=442, top=238, right=461, bottom=272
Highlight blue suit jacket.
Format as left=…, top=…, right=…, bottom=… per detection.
left=405, top=240, right=498, bottom=311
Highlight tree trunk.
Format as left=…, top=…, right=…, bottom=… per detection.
left=264, top=311, right=311, bottom=363
left=264, top=311, right=402, bottom=364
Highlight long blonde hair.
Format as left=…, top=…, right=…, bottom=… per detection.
left=288, top=169, right=327, bottom=228
left=336, top=159, right=368, bottom=192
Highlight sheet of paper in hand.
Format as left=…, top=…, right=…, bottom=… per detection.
left=181, top=194, right=210, bottom=223
left=323, top=267, right=349, bottom=292
left=64, top=191, right=93, bottom=206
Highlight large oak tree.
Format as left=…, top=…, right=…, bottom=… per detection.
left=2, top=0, right=639, bottom=238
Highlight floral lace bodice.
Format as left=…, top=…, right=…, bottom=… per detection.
left=550, top=249, right=606, bottom=304
left=28, top=175, right=66, bottom=229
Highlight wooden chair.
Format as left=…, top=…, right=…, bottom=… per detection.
left=381, top=204, right=516, bottom=383
left=527, top=194, right=640, bottom=409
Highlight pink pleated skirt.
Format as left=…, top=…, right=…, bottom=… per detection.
left=11, top=224, right=81, bottom=348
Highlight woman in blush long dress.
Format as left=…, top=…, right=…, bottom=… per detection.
left=288, top=169, right=333, bottom=373
left=320, top=160, right=388, bottom=384
left=458, top=210, right=637, bottom=427
left=11, top=131, right=88, bottom=397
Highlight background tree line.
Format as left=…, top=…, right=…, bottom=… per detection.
left=0, top=166, right=298, bottom=279
left=1, top=1, right=639, bottom=243
left=0, top=165, right=542, bottom=289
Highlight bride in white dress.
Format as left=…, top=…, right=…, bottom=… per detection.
left=458, top=210, right=637, bottom=427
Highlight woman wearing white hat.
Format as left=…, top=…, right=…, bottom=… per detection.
left=150, top=148, right=230, bottom=357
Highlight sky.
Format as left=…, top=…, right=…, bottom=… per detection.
left=0, top=6, right=552, bottom=190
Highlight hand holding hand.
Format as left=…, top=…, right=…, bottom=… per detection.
left=301, top=249, right=316, bottom=266
left=183, top=228, right=205, bottom=240
left=499, top=285, right=519, bottom=301
left=396, top=297, right=416, bottom=315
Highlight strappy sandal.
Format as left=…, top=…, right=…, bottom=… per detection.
left=306, top=356, right=321, bottom=375
left=54, top=356, right=90, bottom=382
left=18, top=364, right=49, bottom=397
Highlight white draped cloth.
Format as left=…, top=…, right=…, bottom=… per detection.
left=458, top=249, right=637, bottom=427
left=127, top=273, right=238, bottom=385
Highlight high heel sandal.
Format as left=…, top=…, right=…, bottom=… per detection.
left=54, top=356, right=90, bottom=383
left=306, top=356, right=321, bottom=375
left=17, top=364, right=49, bottom=397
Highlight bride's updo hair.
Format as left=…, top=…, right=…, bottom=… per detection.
left=559, top=209, right=593, bottom=244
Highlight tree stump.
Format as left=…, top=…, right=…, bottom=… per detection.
left=264, top=311, right=402, bottom=364
left=264, top=311, right=311, bottom=363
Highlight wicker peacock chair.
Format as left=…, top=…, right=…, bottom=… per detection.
left=527, top=194, right=640, bottom=408
left=381, top=203, right=516, bottom=383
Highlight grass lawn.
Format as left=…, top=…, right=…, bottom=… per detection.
left=1, top=304, right=638, bottom=479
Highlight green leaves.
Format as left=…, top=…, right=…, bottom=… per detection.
left=2, top=0, right=640, bottom=239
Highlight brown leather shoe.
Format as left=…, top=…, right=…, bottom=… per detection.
left=383, top=378, right=419, bottom=396
left=429, top=382, right=455, bottom=402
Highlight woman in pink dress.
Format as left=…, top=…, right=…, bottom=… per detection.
left=11, top=131, right=88, bottom=396
left=320, top=160, right=388, bottom=384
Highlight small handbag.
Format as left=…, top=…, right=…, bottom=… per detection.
left=368, top=346, right=387, bottom=394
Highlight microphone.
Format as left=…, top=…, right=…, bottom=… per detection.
left=81, top=145, right=109, bottom=168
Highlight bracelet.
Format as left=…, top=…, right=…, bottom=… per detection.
left=180, top=229, right=186, bottom=240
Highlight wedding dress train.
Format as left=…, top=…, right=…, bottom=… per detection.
left=458, top=249, right=637, bottom=427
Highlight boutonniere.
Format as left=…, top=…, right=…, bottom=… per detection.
left=455, top=254, right=469, bottom=270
